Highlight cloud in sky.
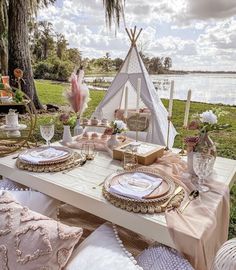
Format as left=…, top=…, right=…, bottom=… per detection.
left=38, top=0, right=236, bottom=71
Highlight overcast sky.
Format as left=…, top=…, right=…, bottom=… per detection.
left=39, top=0, right=236, bottom=71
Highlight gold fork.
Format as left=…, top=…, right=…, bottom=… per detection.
left=161, top=186, right=183, bottom=209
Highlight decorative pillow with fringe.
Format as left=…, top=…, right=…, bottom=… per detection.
left=0, top=191, right=82, bottom=270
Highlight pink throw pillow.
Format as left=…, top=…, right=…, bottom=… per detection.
left=0, top=191, right=82, bottom=269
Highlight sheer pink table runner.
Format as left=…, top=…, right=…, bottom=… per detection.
left=66, top=139, right=229, bottom=269
left=150, top=152, right=229, bottom=270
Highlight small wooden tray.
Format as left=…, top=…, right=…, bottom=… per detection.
left=113, top=142, right=164, bottom=165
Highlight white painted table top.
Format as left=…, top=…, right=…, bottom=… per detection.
left=0, top=143, right=235, bottom=249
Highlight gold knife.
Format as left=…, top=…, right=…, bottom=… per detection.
left=161, top=186, right=183, bottom=208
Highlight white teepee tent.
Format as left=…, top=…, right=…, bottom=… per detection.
left=93, top=27, right=177, bottom=147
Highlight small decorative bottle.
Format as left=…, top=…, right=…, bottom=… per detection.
left=62, top=125, right=72, bottom=144
left=74, top=119, right=83, bottom=136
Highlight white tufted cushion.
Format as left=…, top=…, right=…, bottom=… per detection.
left=136, top=244, right=194, bottom=270
left=65, top=223, right=143, bottom=270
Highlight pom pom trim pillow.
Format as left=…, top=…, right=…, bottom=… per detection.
left=65, top=223, right=143, bottom=270
left=0, top=191, right=82, bottom=270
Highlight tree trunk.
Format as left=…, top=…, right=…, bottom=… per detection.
left=0, top=0, right=8, bottom=75
left=8, top=0, right=43, bottom=109
left=0, top=43, right=8, bottom=75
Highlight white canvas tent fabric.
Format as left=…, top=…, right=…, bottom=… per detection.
left=93, top=38, right=177, bottom=147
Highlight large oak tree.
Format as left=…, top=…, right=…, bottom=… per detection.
left=8, top=0, right=56, bottom=109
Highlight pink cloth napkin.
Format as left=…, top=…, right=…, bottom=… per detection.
left=150, top=151, right=230, bottom=270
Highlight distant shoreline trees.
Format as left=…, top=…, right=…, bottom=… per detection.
left=31, top=20, right=173, bottom=80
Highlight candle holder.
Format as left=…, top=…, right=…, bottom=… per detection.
left=81, top=142, right=96, bottom=160
left=165, top=116, right=171, bottom=151
left=135, top=112, right=139, bottom=142
left=178, top=125, right=187, bottom=156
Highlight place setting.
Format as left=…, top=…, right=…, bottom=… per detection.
left=16, top=122, right=86, bottom=173
left=102, top=161, right=185, bottom=213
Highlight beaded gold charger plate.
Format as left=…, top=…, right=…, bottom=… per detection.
left=18, top=146, right=73, bottom=165
left=102, top=167, right=185, bottom=214
left=16, top=152, right=84, bottom=173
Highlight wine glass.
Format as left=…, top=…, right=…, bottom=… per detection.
left=193, top=152, right=215, bottom=192
left=40, top=124, right=54, bottom=146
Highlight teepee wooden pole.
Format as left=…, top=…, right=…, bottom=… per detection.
left=130, top=28, right=135, bottom=44
left=134, top=28, right=143, bottom=44
left=125, top=28, right=133, bottom=43
left=133, top=26, right=137, bottom=36
left=130, top=28, right=134, bottom=37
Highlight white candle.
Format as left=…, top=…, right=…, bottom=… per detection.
left=183, top=89, right=192, bottom=127
left=124, top=86, right=128, bottom=118
left=136, top=78, right=141, bottom=113
left=168, top=80, right=174, bottom=117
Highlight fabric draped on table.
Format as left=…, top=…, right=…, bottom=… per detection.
left=150, top=151, right=229, bottom=270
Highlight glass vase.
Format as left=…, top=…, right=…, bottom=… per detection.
left=197, top=132, right=217, bottom=157
left=62, top=125, right=72, bottom=144
left=74, top=119, right=83, bottom=136
left=106, top=134, right=119, bottom=150
left=196, top=132, right=216, bottom=170
left=187, top=151, right=195, bottom=174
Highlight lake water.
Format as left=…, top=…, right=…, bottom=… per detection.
left=86, top=73, right=236, bottom=106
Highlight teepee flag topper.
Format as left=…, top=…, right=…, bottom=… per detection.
left=93, top=26, right=177, bottom=147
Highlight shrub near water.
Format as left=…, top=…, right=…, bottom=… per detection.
left=34, top=57, right=74, bottom=81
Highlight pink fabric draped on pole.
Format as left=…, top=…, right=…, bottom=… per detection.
left=150, top=152, right=229, bottom=270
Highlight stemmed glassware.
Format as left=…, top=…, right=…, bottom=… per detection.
left=193, top=152, right=215, bottom=192
left=40, top=124, right=54, bottom=147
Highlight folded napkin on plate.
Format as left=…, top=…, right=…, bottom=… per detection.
left=109, top=172, right=162, bottom=200
left=20, top=147, right=68, bottom=164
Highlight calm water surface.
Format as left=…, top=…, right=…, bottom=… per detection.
left=86, top=73, right=236, bottom=105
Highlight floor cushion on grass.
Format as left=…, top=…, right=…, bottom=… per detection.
left=136, top=244, right=194, bottom=270
left=0, top=178, right=60, bottom=219
left=0, top=191, right=82, bottom=270
left=213, top=238, right=236, bottom=270
left=65, top=223, right=143, bottom=270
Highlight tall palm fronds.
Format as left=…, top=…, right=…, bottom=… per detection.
left=29, top=0, right=56, bottom=16
left=103, top=0, right=125, bottom=29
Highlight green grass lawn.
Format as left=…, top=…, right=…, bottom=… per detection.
left=35, top=79, right=236, bottom=238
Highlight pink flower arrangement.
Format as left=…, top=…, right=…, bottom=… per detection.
left=104, top=127, right=113, bottom=135
left=184, top=136, right=199, bottom=152
left=59, top=113, right=76, bottom=127
left=104, top=120, right=127, bottom=135
left=59, top=113, right=69, bottom=125
left=188, top=120, right=199, bottom=130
